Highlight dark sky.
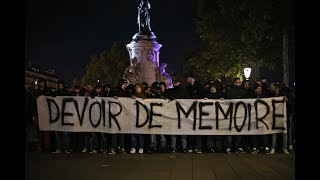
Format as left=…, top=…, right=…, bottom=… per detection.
left=25, top=0, right=201, bottom=83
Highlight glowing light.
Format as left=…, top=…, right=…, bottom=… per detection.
left=244, top=68, right=251, bottom=79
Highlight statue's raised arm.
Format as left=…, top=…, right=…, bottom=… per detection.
left=137, top=0, right=152, bottom=33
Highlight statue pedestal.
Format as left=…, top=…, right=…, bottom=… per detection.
left=124, top=34, right=172, bottom=88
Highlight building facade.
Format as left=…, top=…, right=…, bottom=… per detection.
left=25, top=63, right=59, bottom=90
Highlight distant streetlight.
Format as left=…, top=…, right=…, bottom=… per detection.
left=244, top=68, right=251, bottom=80
left=97, top=79, right=100, bottom=83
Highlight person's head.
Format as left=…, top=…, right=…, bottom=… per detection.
left=243, top=80, right=250, bottom=90
left=142, top=82, right=149, bottom=90
left=151, top=82, right=160, bottom=91
left=58, top=80, right=65, bottom=90
left=255, top=80, right=262, bottom=86
left=260, top=76, right=267, bottom=84
left=209, top=84, right=217, bottom=93
left=38, top=78, right=47, bottom=89
left=95, top=84, right=102, bottom=93
left=159, top=82, right=166, bottom=92
left=135, top=83, right=144, bottom=94
left=186, top=74, right=195, bottom=85
left=254, top=83, right=262, bottom=95
left=86, top=84, right=93, bottom=92
left=104, top=84, right=111, bottom=92
left=232, top=78, right=242, bottom=87
left=73, top=85, right=80, bottom=93
left=274, top=83, right=280, bottom=95
left=118, top=79, right=127, bottom=90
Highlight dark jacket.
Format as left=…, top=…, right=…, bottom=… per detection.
left=167, top=83, right=189, bottom=100
left=205, top=92, right=224, bottom=99
left=186, top=81, right=204, bottom=99
left=225, top=85, right=247, bottom=99
left=113, top=88, right=130, bottom=97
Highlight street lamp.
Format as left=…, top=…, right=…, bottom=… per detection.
left=244, top=68, right=251, bottom=80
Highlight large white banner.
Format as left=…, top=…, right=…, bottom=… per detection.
left=37, top=96, right=287, bottom=135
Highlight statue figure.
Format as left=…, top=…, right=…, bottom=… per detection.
left=124, top=57, right=142, bottom=85
left=137, top=0, right=152, bottom=33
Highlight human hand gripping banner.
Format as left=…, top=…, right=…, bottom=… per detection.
left=37, top=96, right=287, bottom=135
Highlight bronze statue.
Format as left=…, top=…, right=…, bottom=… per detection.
left=137, top=0, right=152, bottom=33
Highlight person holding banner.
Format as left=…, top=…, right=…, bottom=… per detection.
left=110, top=79, right=130, bottom=154
left=249, top=83, right=270, bottom=154
left=186, top=74, right=204, bottom=154
left=269, top=83, right=290, bottom=154
left=93, top=84, right=109, bottom=154
left=81, top=84, right=98, bottom=153
left=204, top=83, right=224, bottom=153
left=130, top=83, right=146, bottom=154
left=167, top=79, right=189, bottom=153
left=147, top=82, right=167, bottom=154
left=51, top=81, right=72, bottom=154
left=225, top=78, right=247, bottom=154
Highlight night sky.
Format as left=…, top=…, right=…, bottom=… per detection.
left=25, top=0, right=201, bottom=83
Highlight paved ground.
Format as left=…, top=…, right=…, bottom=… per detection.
left=25, top=152, right=295, bottom=180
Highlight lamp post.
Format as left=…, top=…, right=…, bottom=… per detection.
left=244, top=68, right=251, bottom=80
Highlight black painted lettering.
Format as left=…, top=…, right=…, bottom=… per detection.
left=108, top=101, right=122, bottom=130
left=198, top=102, right=213, bottom=130
left=233, top=101, right=247, bottom=132
left=135, top=100, right=149, bottom=128
left=47, top=98, right=60, bottom=123
left=248, top=103, right=252, bottom=131
left=254, top=100, right=270, bottom=130
left=215, top=102, right=233, bottom=130
left=272, top=99, right=286, bottom=130
left=61, top=98, right=75, bottom=126
left=176, top=101, right=197, bottom=130
left=149, top=103, right=163, bottom=128
left=102, top=100, right=106, bottom=127
left=89, top=102, right=101, bottom=128
left=73, top=97, right=89, bottom=126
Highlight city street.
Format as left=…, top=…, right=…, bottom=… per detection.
left=26, top=152, right=295, bottom=180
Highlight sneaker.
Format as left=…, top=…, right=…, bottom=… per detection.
left=138, top=148, right=144, bottom=154
left=188, top=149, right=193, bottom=153
left=236, top=148, right=245, bottom=153
left=208, top=148, right=215, bottom=153
left=251, top=148, right=258, bottom=155
left=195, top=148, right=203, bottom=154
left=265, top=147, right=270, bottom=151
left=119, top=148, right=126, bottom=154
left=89, top=150, right=98, bottom=154
left=183, top=148, right=188, bottom=153
left=108, top=149, right=116, bottom=155
left=81, top=148, right=87, bottom=153
left=51, top=150, right=62, bottom=153
left=171, top=148, right=176, bottom=153
left=130, top=148, right=136, bottom=154
left=226, top=148, right=231, bottom=154
left=283, top=148, right=289, bottom=154
left=65, top=150, right=71, bottom=154
left=288, top=145, right=294, bottom=151
left=268, top=148, right=275, bottom=154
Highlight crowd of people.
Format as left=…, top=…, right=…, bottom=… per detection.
left=25, top=75, right=295, bottom=155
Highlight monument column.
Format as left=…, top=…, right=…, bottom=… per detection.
left=123, top=0, right=172, bottom=88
